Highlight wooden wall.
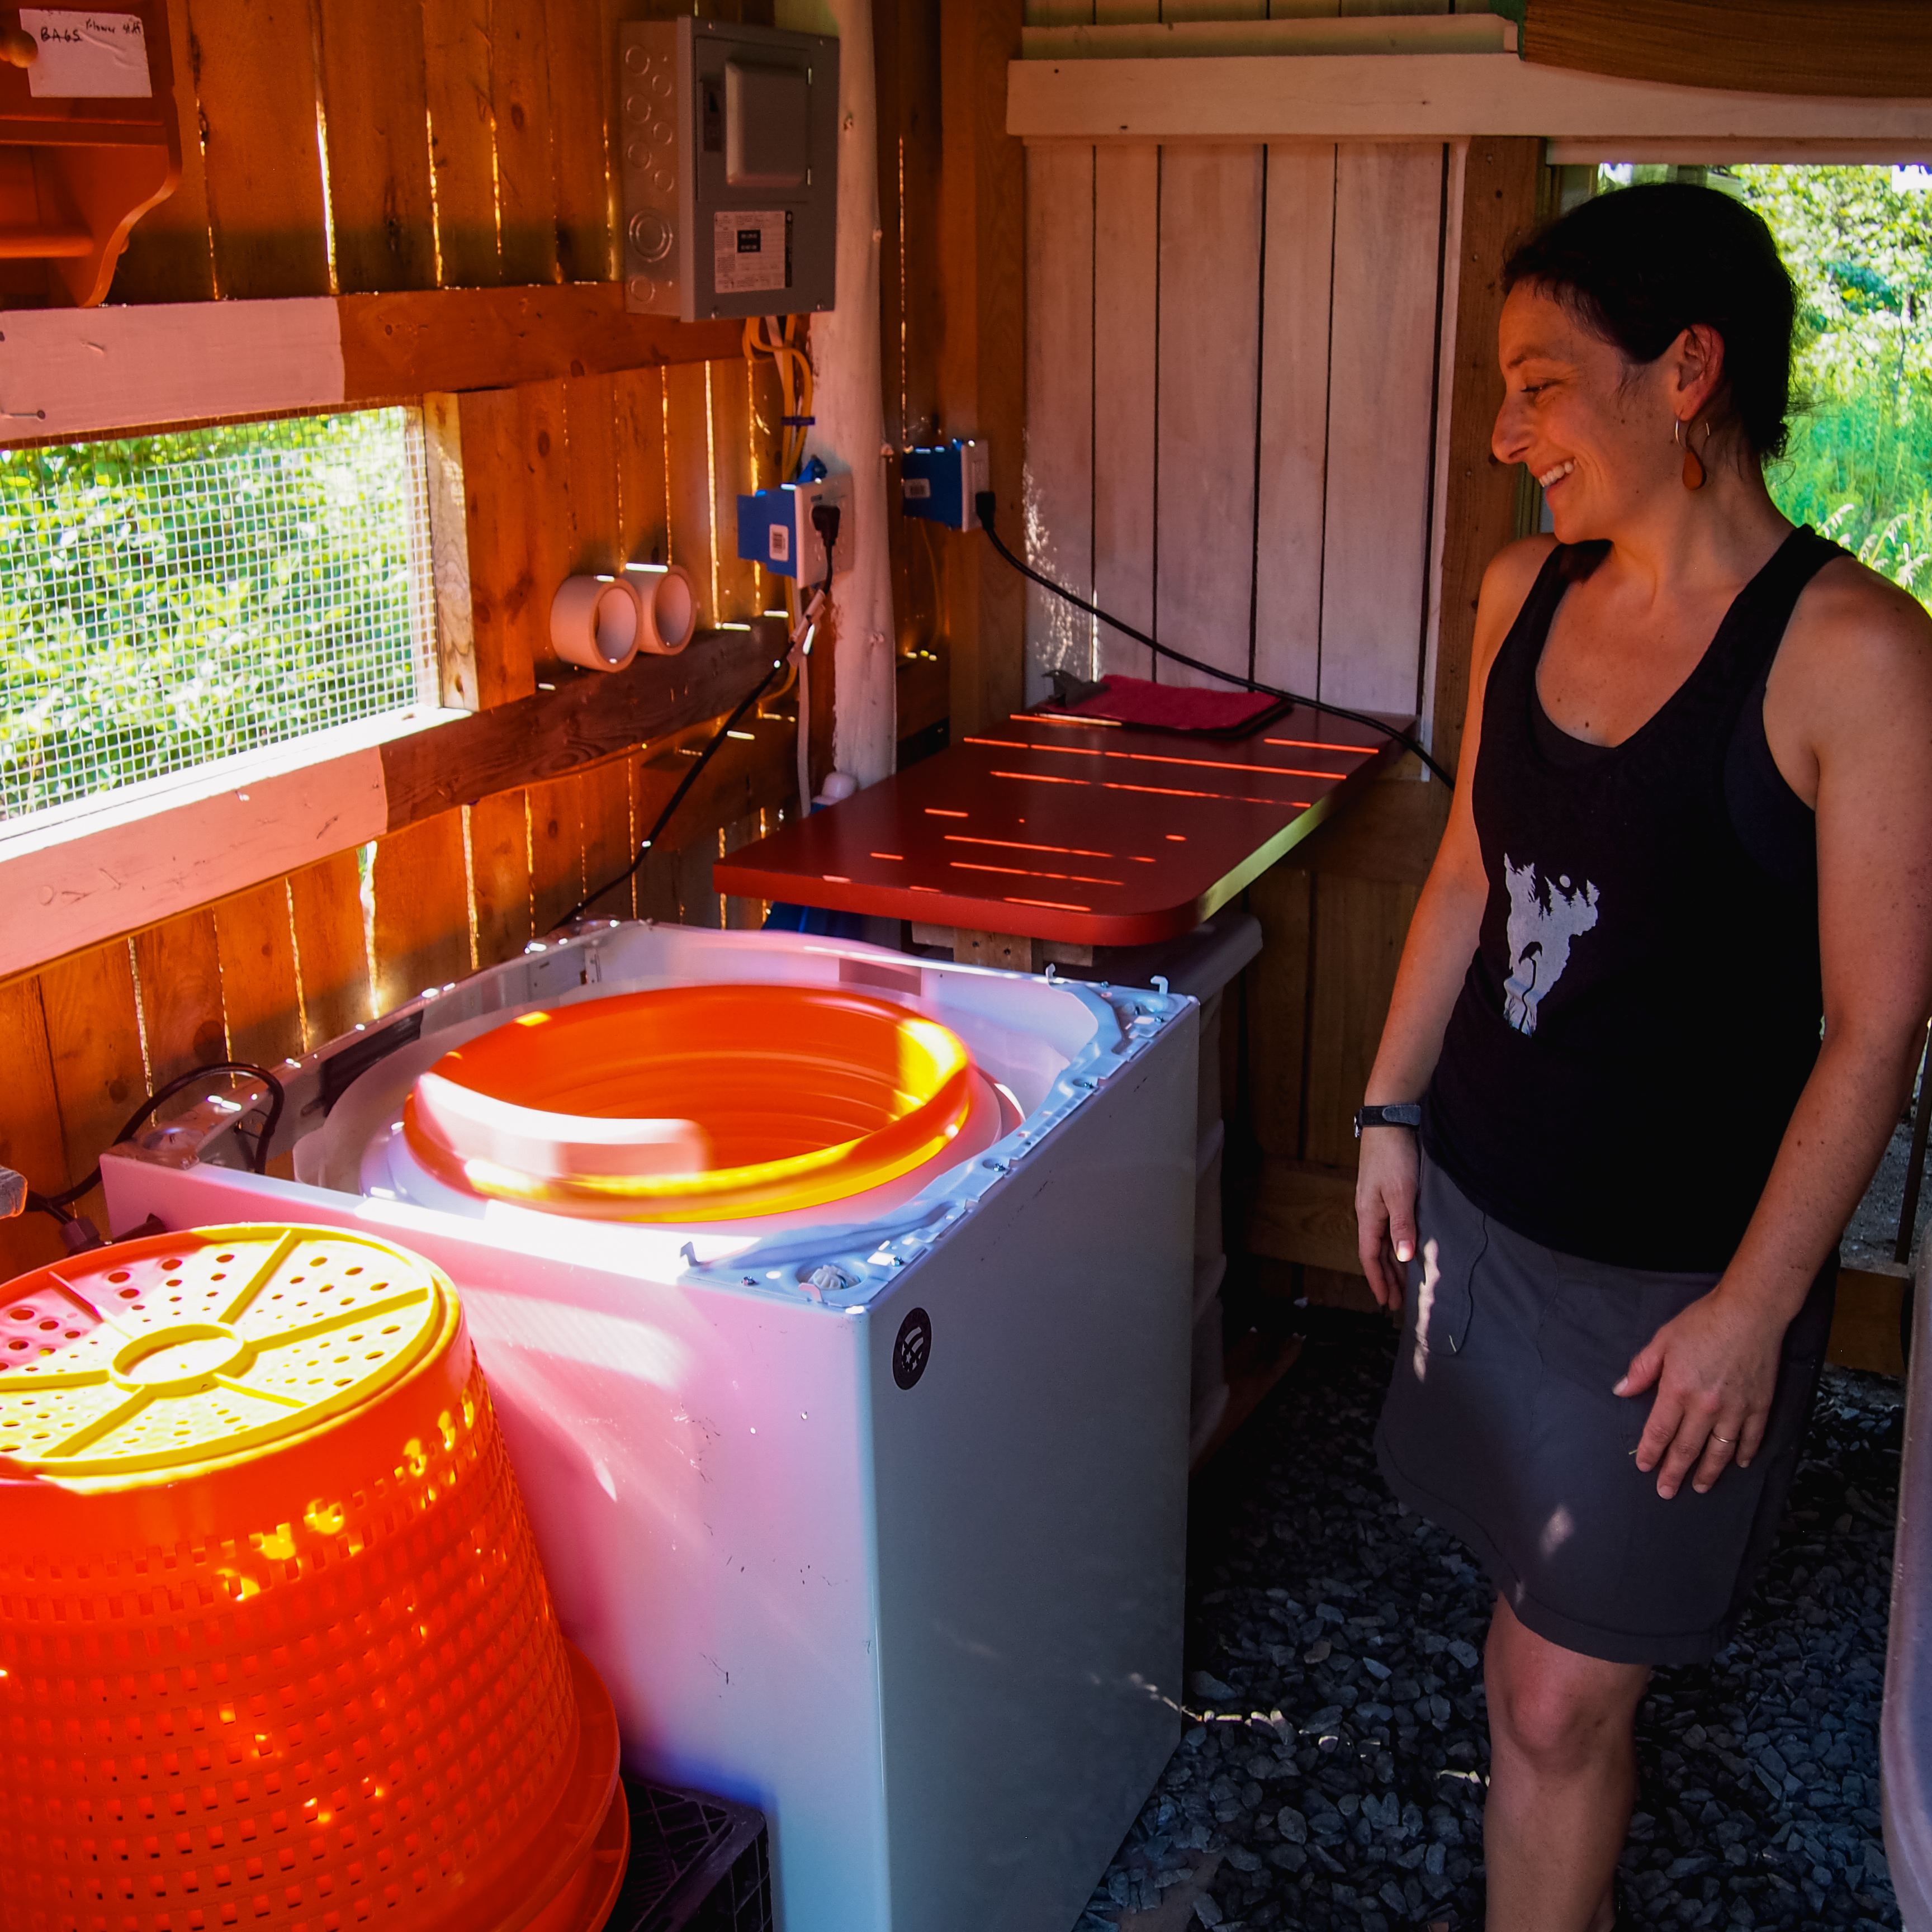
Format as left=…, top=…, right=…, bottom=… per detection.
left=0, top=0, right=817, bottom=1284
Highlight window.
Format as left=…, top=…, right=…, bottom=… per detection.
left=0, top=408, right=437, bottom=826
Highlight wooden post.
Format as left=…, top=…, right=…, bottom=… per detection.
left=1430, top=135, right=1543, bottom=780
left=936, top=0, right=1025, bottom=741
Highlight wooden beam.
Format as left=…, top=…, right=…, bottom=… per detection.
left=0, top=623, right=783, bottom=983
left=1431, top=135, right=1542, bottom=782
left=939, top=0, right=1026, bottom=740
left=1005, top=52, right=1932, bottom=145
left=1525, top=0, right=1932, bottom=102
left=0, top=287, right=744, bottom=446
left=1244, top=1154, right=1363, bottom=1277
left=1025, top=16, right=1517, bottom=60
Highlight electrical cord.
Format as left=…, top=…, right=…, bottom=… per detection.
left=972, top=490, right=1455, bottom=788
left=36, top=1060, right=287, bottom=1219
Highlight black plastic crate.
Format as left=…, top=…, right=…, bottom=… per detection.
left=608, top=1775, right=773, bottom=1932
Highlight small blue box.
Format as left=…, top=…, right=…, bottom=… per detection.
left=899, top=439, right=990, bottom=532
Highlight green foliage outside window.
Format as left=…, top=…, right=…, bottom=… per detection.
left=0, top=408, right=431, bottom=825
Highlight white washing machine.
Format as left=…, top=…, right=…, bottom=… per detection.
left=102, top=921, right=1197, bottom=1932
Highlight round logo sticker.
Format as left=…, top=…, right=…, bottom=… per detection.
left=892, top=1308, right=932, bottom=1390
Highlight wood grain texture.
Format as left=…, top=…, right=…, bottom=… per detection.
left=938, top=0, right=1026, bottom=738
left=1318, top=142, right=1445, bottom=714
left=1829, top=1267, right=1908, bottom=1378
left=526, top=773, right=585, bottom=939
left=518, top=379, right=576, bottom=674
left=337, top=286, right=743, bottom=396
left=213, top=879, right=305, bottom=1071
left=708, top=359, right=759, bottom=622
left=577, top=756, right=636, bottom=922
left=287, top=847, right=371, bottom=1046
left=1244, top=860, right=1311, bottom=1161
left=1303, top=871, right=1419, bottom=1167
left=39, top=939, right=145, bottom=1233
left=1243, top=1154, right=1360, bottom=1275
left=1524, top=0, right=1932, bottom=100
left=0, top=977, right=68, bottom=1282
left=457, top=386, right=541, bottom=707
left=547, top=0, right=615, bottom=282
left=370, top=811, right=471, bottom=1016
left=110, top=0, right=216, bottom=302
left=564, top=373, right=622, bottom=577
left=1432, top=135, right=1541, bottom=780
left=422, top=0, right=500, bottom=287
left=188, top=0, right=333, bottom=299
left=423, top=393, right=480, bottom=710
left=1252, top=144, right=1334, bottom=703
left=1091, top=143, right=1157, bottom=680
left=664, top=361, right=716, bottom=622
left=1023, top=140, right=1095, bottom=702
left=377, top=619, right=778, bottom=825
left=491, top=0, right=560, bottom=286
left=1156, top=145, right=1265, bottom=689
left=467, top=790, right=533, bottom=966
left=614, top=364, right=671, bottom=566
left=315, top=0, right=436, bottom=293
left=132, top=908, right=228, bottom=1091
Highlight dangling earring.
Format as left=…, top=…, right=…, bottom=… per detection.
left=1676, top=417, right=1707, bottom=491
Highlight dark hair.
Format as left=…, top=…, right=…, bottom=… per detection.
left=1503, top=182, right=1795, bottom=462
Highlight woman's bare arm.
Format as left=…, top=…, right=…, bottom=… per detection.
left=1619, top=561, right=1932, bottom=1497
left=1355, top=537, right=1551, bottom=1308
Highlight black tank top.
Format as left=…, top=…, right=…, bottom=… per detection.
left=1424, top=528, right=1843, bottom=1270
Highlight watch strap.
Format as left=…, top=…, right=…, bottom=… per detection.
left=1354, top=1102, right=1422, bottom=1137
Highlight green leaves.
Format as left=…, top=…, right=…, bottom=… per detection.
left=0, top=409, right=429, bottom=821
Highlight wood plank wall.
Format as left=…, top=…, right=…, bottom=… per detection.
left=1024, top=115, right=1462, bottom=1298
left=0, top=0, right=810, bottom=1285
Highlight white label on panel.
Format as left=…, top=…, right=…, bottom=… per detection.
left=713, top=210, right=788, bottom=294
left=769, top=522, right=790, bottom=563
left=22, top=10, right=150, bottom=97
left=901, top=478, right=931, bottom=500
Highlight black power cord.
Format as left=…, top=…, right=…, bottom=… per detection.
left=31, top=1060, right=286, bottom=1234
left=567, top=504, right=845, bottom=927
left=972, top=490, right=1455, bottom=788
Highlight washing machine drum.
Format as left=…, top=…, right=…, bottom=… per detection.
left=402, top=983, right=999, bottom=1222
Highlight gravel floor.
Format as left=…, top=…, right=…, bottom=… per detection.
left=1078, top=1309, right=1904, bottom=1932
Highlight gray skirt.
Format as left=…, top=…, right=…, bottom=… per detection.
left=1374, top=1150, right=1835, bottom=1668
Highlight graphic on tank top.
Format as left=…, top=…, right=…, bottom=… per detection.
left=1502, top=856, right=1600, bottom=1036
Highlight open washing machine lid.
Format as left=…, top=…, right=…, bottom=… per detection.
left=398, top=983, right=998, bottom=1224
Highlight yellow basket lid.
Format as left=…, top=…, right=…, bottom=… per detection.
left=0, top=1225, right=449, bottom=1482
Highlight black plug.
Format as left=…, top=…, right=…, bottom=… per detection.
left=974, top=489, right=997, bottom=530
left=811, top=501, right=841, bottom=561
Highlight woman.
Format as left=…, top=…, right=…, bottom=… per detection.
left=1355, top=182, right=1932, bottom=1932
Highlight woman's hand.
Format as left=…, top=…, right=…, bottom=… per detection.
left=1614, top=1287, right=1787, bottom=1498
left=1355, top=1129, right=1420, bottom=1314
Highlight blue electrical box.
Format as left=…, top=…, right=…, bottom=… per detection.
left=899, top=439, right=990, bottom=532
left=735, top=472, right=852, bottom=582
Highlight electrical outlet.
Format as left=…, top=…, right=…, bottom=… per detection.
left=899, top=439, right=991, bottom=532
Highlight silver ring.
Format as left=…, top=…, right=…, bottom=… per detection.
left=1712, top=1434, right=1734, bottom=1446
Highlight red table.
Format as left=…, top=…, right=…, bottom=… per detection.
left=713, top=704, right=1409, bottom=952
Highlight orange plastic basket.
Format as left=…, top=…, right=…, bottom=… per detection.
left=402, top=982, right=978, bottom=1222
left=0, top=1225, right=627, bottom=1932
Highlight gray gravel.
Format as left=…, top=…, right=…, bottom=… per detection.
left=1079, top=1309, right=1903, bottom=1932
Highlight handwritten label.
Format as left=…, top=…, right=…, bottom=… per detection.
left=22, top=11, right=151, bottom=98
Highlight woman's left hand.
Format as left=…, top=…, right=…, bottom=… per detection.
left=1614, top=1287, right=1786, bottom=1498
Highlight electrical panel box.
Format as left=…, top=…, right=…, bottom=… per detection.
left=899, top=439, right=991, bottom=532
left=619, top=17, right=839, bottom=322
left=736, top=472, right=853, bottom=584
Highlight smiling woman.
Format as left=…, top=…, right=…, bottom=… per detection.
left=1350, top=183, right=1932, bottom=1932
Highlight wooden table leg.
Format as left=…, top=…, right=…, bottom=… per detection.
left=953, top=929, right=1036, bottom=973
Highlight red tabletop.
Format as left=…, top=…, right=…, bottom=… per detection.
left=713, top=704, right=1410, bottom=947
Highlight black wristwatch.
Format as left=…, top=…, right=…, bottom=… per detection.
left=1354, top=1102, right=1422, bottom=1138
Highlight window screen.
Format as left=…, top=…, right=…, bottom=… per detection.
left=0, top=408, right=437, bottom=825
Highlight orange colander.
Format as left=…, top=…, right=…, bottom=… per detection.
left=402, top=982, right=977, bottom=1221
left=0, top=1225, right=627, bottom=1932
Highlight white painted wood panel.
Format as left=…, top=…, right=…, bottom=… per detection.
left=1251, top=144, right=1335, bottom=704
left=1154, top=144, right=1263, bottom=689
left=1024, top=142, right=1097, bottom=705
left=0, top=300, right=345, bottom=446
left=1091, top=144, right=1159, bottom=679
left=1318, top=142, right=1445, bottom=713
left=1418, top=137, right=1467, bottom=758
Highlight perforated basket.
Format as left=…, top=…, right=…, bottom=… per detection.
left=0, top=1225, right=627, bottom=1932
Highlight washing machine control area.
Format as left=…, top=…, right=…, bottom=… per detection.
left=100, top=921, right=1202, bottom=1932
